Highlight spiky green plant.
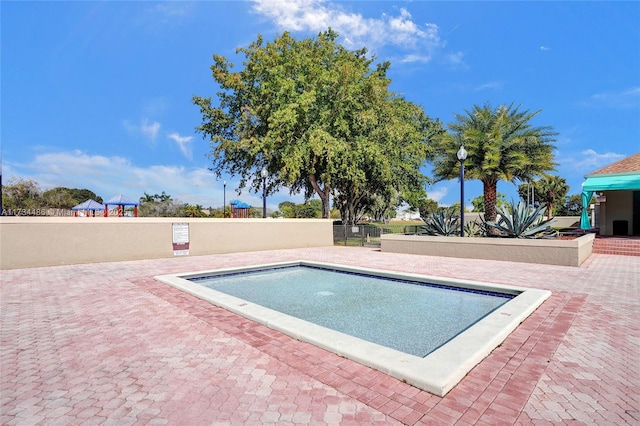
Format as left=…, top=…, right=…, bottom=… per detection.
left=464, top=218, right=487, bottom=237
left=486, top=201, right=557, bottom=238
left=421, top=209, right=461, bottom=236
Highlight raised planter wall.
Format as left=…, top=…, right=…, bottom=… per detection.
left=381, top=233, right=595, bottom=267
left=0, top=217, right=333, bottom=270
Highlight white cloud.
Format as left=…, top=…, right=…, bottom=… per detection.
left=167, top=132, right=194, bottom=160
left=4, top=150, right=308, bottom=210
left=585, top=87, right=640, bottom=109
left=401, top=54, right=432, bottom=64
left=426, top=186, right=448, bottom=203
left=30, top=150, right=131, bottom=177
left=123, top=119, right=161, bottom=142
left=474, top=81, right=503, bottom=92
left=141, top=119, right=160, bottom=141
left=251, top=0, right=443, bottom=59
left=385, top=10, right=439, bottom=48
left=540, top=45, right=551, bottom=51
left=569, top=149, right=626, bottom=173
left=445, top=51, right=466, bottom=68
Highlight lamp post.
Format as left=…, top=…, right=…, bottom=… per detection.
left=457, top=145, right=467, bottom=237
left=260, top=167, right=268, bottom=218
left=223, top=180, right=226, bottom=218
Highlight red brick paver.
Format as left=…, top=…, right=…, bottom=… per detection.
left=1, top=247, right=639, bottom=425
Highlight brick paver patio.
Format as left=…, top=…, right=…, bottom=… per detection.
left=1, top=247, right=638, bottom=425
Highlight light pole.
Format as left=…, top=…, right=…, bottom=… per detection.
left=261, top=167, right=268, bottom=218
left=457, top=145, right=467, bottom=237
left=223, top=180, right=226, bottom=218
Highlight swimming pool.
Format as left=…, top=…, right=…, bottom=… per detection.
left=189, top=265, right=513, bottom=357
left=155, top=261, right=550, bottom=396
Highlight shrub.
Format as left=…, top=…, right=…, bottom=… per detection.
left=464, top=218, right=487, bottom=237
left=486, top=201, right=557, bottom=238
left=421, top=210, right=461, bottom=236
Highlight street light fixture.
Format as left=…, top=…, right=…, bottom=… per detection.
left=223, top=180, right=226, bottom=218
left=260, top=167, right=268, bottom=218
left=457, top=145, right=468, bottom=237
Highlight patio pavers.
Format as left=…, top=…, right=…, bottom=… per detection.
left=1, top=247, right=638, bottom=425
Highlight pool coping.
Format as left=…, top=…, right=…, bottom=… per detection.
left=154, top=260, right=551, bottom=397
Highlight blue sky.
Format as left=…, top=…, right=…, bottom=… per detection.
left=2, top=0, right=639, bottom=213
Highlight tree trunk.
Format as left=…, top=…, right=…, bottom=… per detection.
left=344, top=192, right=366, bottom=226
left=483, top=178, right=498, bottom=222
left=309, top=174, right=330, bottom=219
left=483, top=178, right=499, bottom=236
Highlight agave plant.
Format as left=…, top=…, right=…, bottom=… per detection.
left=420, top=209, right=461, bottom=236
left=486, top=201, right=557, bottom=238
left=464, top=218, right=487, bottom=237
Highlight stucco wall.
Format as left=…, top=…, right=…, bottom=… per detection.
left=601, top=190, right=633, bottom=235
left=381, top=233, right=595, bottom=267
left=0, top=217, right=333, bottom=270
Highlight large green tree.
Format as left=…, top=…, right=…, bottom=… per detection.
left=470, top=192, right=508, bottom=213
left=517, top=175, right=569, bottom=219
left=139, top=192, right=186, bottom=217
left=2, top=178, right=42, bottom=211
left=558, top=194, right=591, bottom=217
left=193, top=29, right=439, bottom=224
left=431, top=103, right=557, bottom=228
left=417, top=197, right=439, bottom=217
left=1, top=180, right=102, bottom=213
left=42, top=187, right=102, bottom=209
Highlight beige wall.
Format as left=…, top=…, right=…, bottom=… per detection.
left=381, top=233, right=595, bottom=267
left=548, top=216, right=581, bottom=229
left=0, top=217, right=333, bottom=270
left=600, top=190, right=633, bottom=235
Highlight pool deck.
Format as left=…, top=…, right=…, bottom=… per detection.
left=1, top=247, right=638, bottom=425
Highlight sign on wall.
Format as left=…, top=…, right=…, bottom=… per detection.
left=172, top=223, right=190, bottom=256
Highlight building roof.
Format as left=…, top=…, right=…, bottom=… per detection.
left=586, top=152, right=640, bottom=176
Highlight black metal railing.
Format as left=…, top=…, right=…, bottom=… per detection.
left=333, top=223, right=423, bottom=247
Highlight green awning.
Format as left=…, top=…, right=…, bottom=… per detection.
left=579, top=173, right=640, bottom=229
left=582, top=174, right=640, bottom=191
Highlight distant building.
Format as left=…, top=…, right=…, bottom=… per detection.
left=581, top=153, right=640, bottom=235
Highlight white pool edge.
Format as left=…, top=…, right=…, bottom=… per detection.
left=155, top=261, right=551, bottom=397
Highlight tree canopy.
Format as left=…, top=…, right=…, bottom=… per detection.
left=517, top=175, right=569, bottom=218
left=430, top=103, right=557, bottom=227
left=193, top=29, right=441, bottom=224
left=470, top=192, right=507, bottom=213
left=2, top=179, right=102, bottom=213
left=138, top=192, right=186, bottom=217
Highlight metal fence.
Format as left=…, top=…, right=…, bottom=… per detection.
left=332, top=223, right=423, bottom=247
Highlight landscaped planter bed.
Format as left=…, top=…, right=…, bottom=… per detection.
left=380, top=233, right=595, bottom=267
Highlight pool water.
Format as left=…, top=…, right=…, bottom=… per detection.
left=190, top=265, right=512, bottom=357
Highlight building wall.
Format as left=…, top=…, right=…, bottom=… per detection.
left=0, top=217, right=333, bottom=270
left=601, top=191, right=633, bottom=235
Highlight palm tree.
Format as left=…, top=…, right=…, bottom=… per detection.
left=535, top=175, right=569, bottom=219
left=431, top=103, right=557, bottom=229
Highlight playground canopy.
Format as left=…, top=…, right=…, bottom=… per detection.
left=104, top=194, right=139, bottom=217
left=229, top=200, right=251, bottom=218
left=71, top=199, right=105, bottom=216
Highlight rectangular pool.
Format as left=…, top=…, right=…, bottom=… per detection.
left=189, top=265, right=513, bottom=357
left=155, top=261, right=550, bottom=396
